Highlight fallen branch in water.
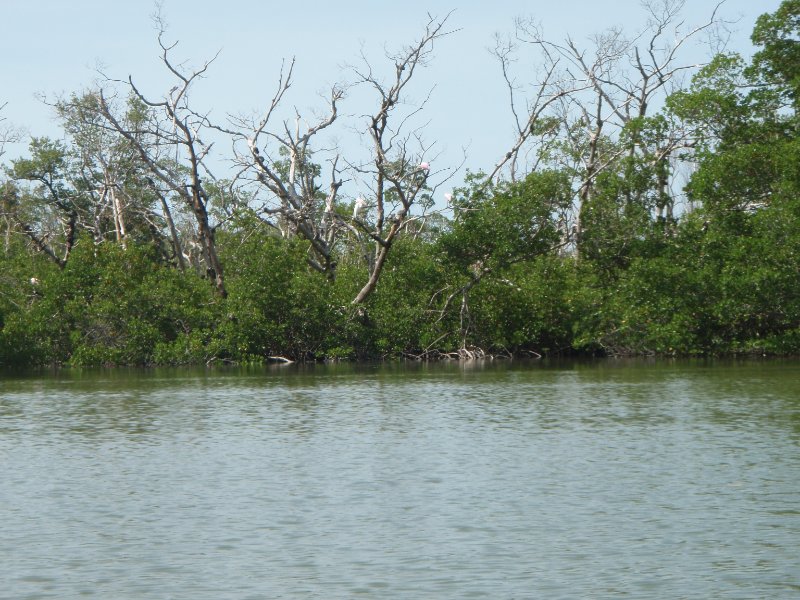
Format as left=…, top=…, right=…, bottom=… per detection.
left=267, top=355, right=295, bottom=364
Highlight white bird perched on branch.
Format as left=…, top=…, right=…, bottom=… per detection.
left=353, top=196, right=367, bottom=218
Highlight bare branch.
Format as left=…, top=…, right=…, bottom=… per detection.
left=348, top=12, right=456, bottom=304
left=93, top=22, right=228, bottom=295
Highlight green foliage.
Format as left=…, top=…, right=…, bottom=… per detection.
left=0, top=240, right=59, bottom=365
left=216, top=228, right=352, bottom=361
left=579, top=166, right=657, bottom=274
left=751, top=0, right=800, bottom=102
left=366, top=237, right=448, bottom=355
left=439, top=170, right=570, bottom=272
left=666, top=54, right=749, bottom=141
left=467, top=256, right=576, bottom=353
left=431, top=171, right=574, bottom=351
left=0, top=240, right=220, bottom=366
left=578, top=248, right=718, bottom=355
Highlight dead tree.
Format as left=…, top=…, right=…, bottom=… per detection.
left=223, top=59, right=345, bottom=278
left=0, top=103, right=22, bottom=253
left=487, top=34, right=588, bottom=183
left=493, top=0, right=726, bottom=242
left=0, top=102, right=15, bottom=159
left=94, top=21, right=227, bottom=296
left=349, top=13, right=455, bottom=305
left=52, top=94, right=132, bottom=247
left=224, top=13, right=456, bottom=305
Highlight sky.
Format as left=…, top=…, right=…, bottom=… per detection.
left=0, top=0, right=784, bottom=182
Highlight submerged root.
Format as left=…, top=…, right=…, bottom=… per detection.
left=403, top=345, right=545, bottom=362
left=455, top=346, right=486, bottom=361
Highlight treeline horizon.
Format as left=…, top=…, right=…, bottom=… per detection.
left=1, top=1, right=799, bottom=367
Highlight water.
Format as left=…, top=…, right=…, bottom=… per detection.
left=1, top=360, right=799, bottom=599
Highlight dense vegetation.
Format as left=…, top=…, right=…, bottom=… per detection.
left=2, top=2, right=799, bottom=366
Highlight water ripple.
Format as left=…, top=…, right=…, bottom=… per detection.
left=1, top=361, right=799, bottom=598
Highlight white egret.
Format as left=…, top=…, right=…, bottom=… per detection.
left=353, top=196, right=367, bottom=218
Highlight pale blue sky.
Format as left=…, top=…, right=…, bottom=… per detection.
left=0, top=0, right=782, bottom=178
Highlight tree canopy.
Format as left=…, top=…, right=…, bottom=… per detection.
left=2, top=1, right=799, bottom=366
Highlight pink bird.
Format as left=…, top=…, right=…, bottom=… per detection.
left=418, top=161, right=430, bottom=171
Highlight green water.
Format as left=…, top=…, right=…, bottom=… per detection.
left=1, top=360, right=799, bottom=598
